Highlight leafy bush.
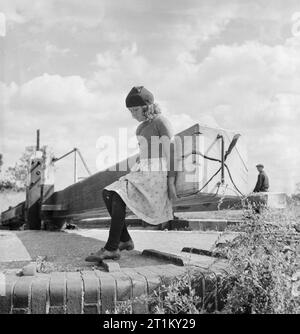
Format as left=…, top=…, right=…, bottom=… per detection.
left=0, top=177, right=20, bottom=191
left=216, top=205, right=300, bottom=314
left=109, top=269, right=221, bottom=314
left=145, top=271, right=204, bottom=314
left=0, top=149, right=34, bottom=192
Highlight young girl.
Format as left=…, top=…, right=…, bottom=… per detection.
left=85, top=86, right=178, bottom=262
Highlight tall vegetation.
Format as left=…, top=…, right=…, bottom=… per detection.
left=112, top=204, right=300, bottom=314
left=0, top=148, right=34, bottom=192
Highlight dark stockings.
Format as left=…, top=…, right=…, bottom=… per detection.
left=102, top=189, right=131, bottom=251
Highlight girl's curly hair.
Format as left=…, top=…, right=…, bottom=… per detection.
left=142, top=103, right=161, bottom=121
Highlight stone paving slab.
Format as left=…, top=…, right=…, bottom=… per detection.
left=0, top=231, right=173, bottom=273
left=68, top=229, right=238, bottom=255
left=0, top=231, right=31, bottom=262
left=0, top=230, right=237, bottom=273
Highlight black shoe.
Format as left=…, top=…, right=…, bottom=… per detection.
left=85, top=248, right=121, bottom=262
left=119, top=239, right=134, bottom=251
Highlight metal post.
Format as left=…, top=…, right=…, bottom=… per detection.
left=217, top=134, right=225, bottom=184
left=221, top=136, right=225, bottom=184
left=36, top=129, right=40, bottom=151
left=74, top=148, right=77, bottom=183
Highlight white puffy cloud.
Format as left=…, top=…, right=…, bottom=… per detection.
left=0, top=74, right=106, bottom=182
left=0, top=0, right=105, bottom=28
left=16, top=74, right=101, bottom=113
left=44, top=42, right=70, bottom=57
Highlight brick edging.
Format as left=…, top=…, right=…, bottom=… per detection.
left=0, top=264, right=227, bottom=314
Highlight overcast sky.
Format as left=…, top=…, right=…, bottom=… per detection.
left=0, top=0, right=300, bottom=193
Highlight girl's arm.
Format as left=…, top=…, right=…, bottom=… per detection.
left=154, top=117, right=178, bottom=201
left=167, top=175, right=178, bottom=201
left=163, top=138, right=178, bottom=201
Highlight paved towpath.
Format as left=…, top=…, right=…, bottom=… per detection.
left=0, top=229, right=238, bottom=273
left=68, top=229, right=237, bottom=254
left=0, top=231, right=31, bottom=263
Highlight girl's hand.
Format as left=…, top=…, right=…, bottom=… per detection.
left=168, top=177, right=178, bottom=201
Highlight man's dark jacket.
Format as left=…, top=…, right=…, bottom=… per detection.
left=253, top=171, right=269, bottom=192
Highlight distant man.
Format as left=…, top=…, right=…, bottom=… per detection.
left=253, top=164, right=269, bottom=193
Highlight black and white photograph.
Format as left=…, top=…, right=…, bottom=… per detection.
left=0, top=0, right=299, bottom=318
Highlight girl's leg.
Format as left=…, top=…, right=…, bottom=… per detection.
left=102, top=189, right=132, bottom=247
left=104, top=191, right=127, bottom=251
left=120, top=223, right=131, bottom=243
left=102, top=189, right=113, bottom=216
